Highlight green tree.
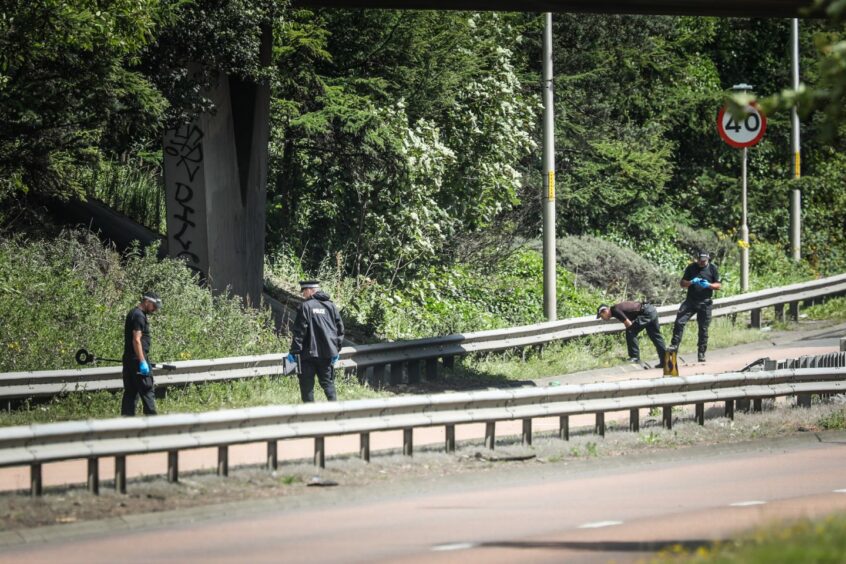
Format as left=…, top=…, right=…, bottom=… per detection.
left=0, top=0, right=170, bottom=201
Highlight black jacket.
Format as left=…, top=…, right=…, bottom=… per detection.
left=290, top=292, right=345, bottom=359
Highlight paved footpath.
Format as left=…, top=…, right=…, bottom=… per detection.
left=0, top=321, right=843, bottom=493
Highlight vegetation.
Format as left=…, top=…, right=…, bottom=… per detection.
left=653, top=514, right=846, bottom=563
left=0, top=231, right=282, bottom=373
left=2, top=4, right=846, bottom=420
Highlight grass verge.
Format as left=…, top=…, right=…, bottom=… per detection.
left=652, top=513, right=846, bottom=563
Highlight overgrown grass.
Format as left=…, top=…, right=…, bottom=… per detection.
left=0, top=230, right=284, bottom=372
left=804, top=297, right=846, bottom=322
left=652, top=514, right=846, bottom=563
left=84, top=158, right=166, bottom=233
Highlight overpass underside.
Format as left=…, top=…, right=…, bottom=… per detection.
left=294, top=0, right=817, bottom=18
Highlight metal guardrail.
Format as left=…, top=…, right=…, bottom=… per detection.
left=3, top=367, right=844, bottom=496
left=2, top=273, right=845, bottom=400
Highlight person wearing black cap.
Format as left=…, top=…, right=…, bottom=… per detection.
left=121, top=291, right=161, bottom=416
left=670, top=251, right=722, bottom=362
left=597, top=301, right=666, bottom=365
left=287, top=280, right=345, bottom=402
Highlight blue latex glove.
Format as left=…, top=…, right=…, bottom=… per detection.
left=286, top=353, right=297, bottom=364
left=690, top=277, right=702, bottom=285
left=139, top=360, right=150, bottom=376
left=697, top=278, right=711, bottom=289
left=331, top=354, right=340, bottom=366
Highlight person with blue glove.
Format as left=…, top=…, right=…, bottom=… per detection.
left=669, top=251, right=722, bottom=362
left=121, top=291, right=162, bottom=416
left=288, top=280, right=345, bottom=402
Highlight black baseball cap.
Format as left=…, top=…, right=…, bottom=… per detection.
left=698, top=250, right=710, bottom=260
left=142, top=291, right=162, bottom=308
left=596, top=304, right=610, bottom=318
left=298, top=280, right=320, bottom=289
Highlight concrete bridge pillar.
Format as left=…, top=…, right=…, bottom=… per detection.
left=163, top=28, right=271, bottom=307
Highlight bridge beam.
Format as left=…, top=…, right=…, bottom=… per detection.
left=293, top=0, right=816, bottom=18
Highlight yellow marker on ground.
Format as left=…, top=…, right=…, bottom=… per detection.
left=663, top=349, right=679, bottom=377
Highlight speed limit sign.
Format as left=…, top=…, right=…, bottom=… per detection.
left=717, top=103, right=767, bottom=148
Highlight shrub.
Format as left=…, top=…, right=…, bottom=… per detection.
left=554, top=236, right=678, bottom=304
left=0, top=230, right=283, bottom=372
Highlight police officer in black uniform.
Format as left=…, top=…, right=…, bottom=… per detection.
left=121, top=291, right=161, bottom=416
left=670, top=251, right=722, bottom=362
left=287, top=280, right=345, bottom=402
left=597, top=301, right=667, bottom=365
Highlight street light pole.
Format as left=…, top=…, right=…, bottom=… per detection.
left=790, top=17, right=802, bottom=262
left=542, top=12, right=557, bottom=320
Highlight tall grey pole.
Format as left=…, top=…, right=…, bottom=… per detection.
left=790, top=17, right=802, bottom=261
left=740, top=147, right=749, bottom=292
left=542, top=12, right=557, bottom=320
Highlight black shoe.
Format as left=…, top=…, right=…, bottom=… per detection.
left=698, top=353, right=706, bottom=362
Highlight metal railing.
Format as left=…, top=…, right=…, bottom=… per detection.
left=2, top=367, right=844, bottom=496
left=2, top=273, right=845, bottom=400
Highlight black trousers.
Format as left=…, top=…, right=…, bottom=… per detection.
left=625, top=303, right=667, bottom=361
left=298, top=358, right=337, bottom=402
left=671, top=299, right=713, bottom=354
left=121, top=362, right=157, bottom=416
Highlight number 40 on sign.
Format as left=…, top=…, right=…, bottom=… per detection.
left=717, top=103, right=767, bottom=148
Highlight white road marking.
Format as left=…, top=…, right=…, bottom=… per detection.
left=729, top=501, right=766, bottom=507
left=578, top=520, right=623, bottom=529
left=432, top=542, right=476, bottom=552
left=834, top=489, right=846, bottom=493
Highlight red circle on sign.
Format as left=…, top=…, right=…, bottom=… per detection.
left=717, top=103, right=767, bottom=148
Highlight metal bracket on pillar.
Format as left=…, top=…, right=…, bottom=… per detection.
left=725, top=400, right=735, bottom=420
left=217, top=446, right=229, bottom=476
left=314, top=437, right=326, bottom=468
left=360, top=432, right=370, bottom=462
left=774, top=303, right=784, bottom=322
left=789, top=301, right=799, bottom=321
left=750, top=308, right=761, bottom=329
left=168, top=451, right=179, bottom=483
left=115, top=455, right=127, bottom=494
left=425, top=358, right=438, bottom=381
left=485, top=422, right=496, bottom=450
left=695, top=403, right=705, bottom=425
left=407, top=360, right=421, bottom=385
left=403, top=428, right=413, bottom=456
left=267, top=441, right=278, bottom=471
left=31, top=463, right=42, bottom=497
left=662, top=406, right=673, bottom=429
left=522, top=418, right=532, bottom=446
left=595, top=412, right=605, bottom=437
left=445, top=424, right=456, bottom=453
left=629, top=408, right=640, bottom=432
left=559, top=415, right=570, bottom=440
left=372, top=364, right=386, bottom=388
left=88, top=457, right=100, bottom=494
left=389, top=363, right=402, bottom=386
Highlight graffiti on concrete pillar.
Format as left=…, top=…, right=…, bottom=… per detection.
left=163, top=124, right=209, bottom=281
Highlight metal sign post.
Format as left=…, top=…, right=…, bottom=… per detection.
left=542, top=12, right=556, bottom=321
left=717, top=87, right=767, bottom=293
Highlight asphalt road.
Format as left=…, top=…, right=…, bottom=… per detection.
left=2, top=433, right=845, bottom=563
